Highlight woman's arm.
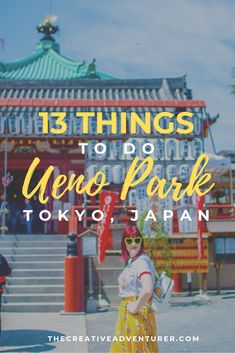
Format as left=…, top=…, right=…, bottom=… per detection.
left=127, top=274, right=153, bottom=314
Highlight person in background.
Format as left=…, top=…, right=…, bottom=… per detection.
left=8, top=195, right=22, bottom=234
left=33, top=197, right=45, bottom=233
left=22, top=198, right=34, bottom=234
left=0, top=193, right=9, bottom=234
left=109, top=226, right=159, bottom=353
left=0, top=254, right=11, bottom=335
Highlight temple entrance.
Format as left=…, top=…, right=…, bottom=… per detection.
left=6, top=169, right=45, bottom=234
left=0, top=146, right=85, bottom=235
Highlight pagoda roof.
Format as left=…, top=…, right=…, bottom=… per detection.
left=0, top=41, right=114, bottom=81
left=0, top=76, right=201, bottom=127
left=0, top=76, right=193, bottom=104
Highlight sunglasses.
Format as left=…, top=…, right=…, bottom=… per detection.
left=124, top=237, right=142, bottom=246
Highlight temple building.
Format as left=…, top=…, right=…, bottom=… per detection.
left=0, top=18, right=215, bottom=233
left=1, top=17, right=234, bottom=311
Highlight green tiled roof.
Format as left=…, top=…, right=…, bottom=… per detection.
left=0, top=39, right=115, bottom=81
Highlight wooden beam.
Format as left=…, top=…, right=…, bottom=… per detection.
left=0, top=98, right=206, bottom=108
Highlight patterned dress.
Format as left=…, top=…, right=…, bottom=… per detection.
left=109, top=253, right=159, bottom=353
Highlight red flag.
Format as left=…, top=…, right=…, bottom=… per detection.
left=196, top=195, right=205, bottom=259
left=97, top=191, right=118, bottom=263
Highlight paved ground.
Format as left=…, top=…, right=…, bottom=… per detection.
left=0, top=312, right=88, bottom=353
left=86, top=291, right=235, bottom=353
left=0, top=292, right=234, bottom=353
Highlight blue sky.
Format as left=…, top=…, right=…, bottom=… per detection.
left=0, top=0, right=235, bottom=152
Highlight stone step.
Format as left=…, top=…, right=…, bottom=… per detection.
left=9, top=261, right=64, bottom=269
left=2, top=293, right=64, bottom=303
left=7, top=277, right=64, bottom=285
left=93, top=256, right=123, bottom=268
left=92, top=268, right=123, bottom=286
left=0, top=240, right=67, bottom=249
left=0, top=234, right=74, bottom=313
left=0, top=235, right=123, bottom=311
left=0, top=241, right=16, bottom=247
left=4, top=286, right=119, bottom=304
left=11, top=269, right=64, bottom=277
left=4, top=285, right=64, bottom=294
left=0, top=235, right=67, bottom=241
left=2, top=302, right=64, bottom=312
left=2, top=248, right=66, bottom=255
left=9, top=255, right=65, bottom=262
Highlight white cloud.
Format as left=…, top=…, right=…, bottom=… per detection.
left=59, top=0, right=235, bottom=151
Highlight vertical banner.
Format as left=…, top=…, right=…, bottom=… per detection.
left=196, top=195, right=205, bottom=259
left=97, top=191, right=118, bottom=263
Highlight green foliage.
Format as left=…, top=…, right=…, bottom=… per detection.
left=138, top=211, right=172, bottom=277
left=137, top=210, right=148, bottom=234
left=149, top=233, right=172, bottom=278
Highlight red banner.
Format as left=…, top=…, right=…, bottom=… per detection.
left=196, top=195, right=205, bottom=259
left=97, top=191, right=118, bottom=263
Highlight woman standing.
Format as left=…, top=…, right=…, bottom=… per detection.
left=109, top=226, right=159, bottom=353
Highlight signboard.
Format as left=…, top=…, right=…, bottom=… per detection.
left=82, top=236, right=98, bottom=256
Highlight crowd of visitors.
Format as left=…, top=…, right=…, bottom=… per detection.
left=0, top=192, right=43, bottom=234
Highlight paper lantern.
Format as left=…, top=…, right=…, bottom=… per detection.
left=153, top=164, right=164, bottom=179
left=166, top=164, right=177, bottom=181
left=128, top=189, right=137, bottom=205
left=0, top=114, right=6, bottom=134
left=166, top=139, right=177, bottom=159
left=112, top=140, right=123, bottom=160
left=112, top=164, right=125, bottom=184
left=191, top=138, right=202, bottom=158
left=179, top=164, right=189, bottom=183
left=8, top=116, right=20, bottom=135
left=154, top=139, right=164, bottom=159
left=88, top=140, right=97, bottom=160
left=101, top=165, right=112, bottom=183
left=179, top=140, right=189, bottom=159
left=21, top=114, right=33, bottom=135
left=73, top=116, right=81, bottom=134
left=86, top=164, right=98, bottom=179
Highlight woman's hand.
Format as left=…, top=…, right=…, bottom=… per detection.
left=129, top=274, right=153, bottom=313
left=126, top=301, right=139, bottom=314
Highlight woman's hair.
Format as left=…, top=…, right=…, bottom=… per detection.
left=121, top=226, right=144, bottom=262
